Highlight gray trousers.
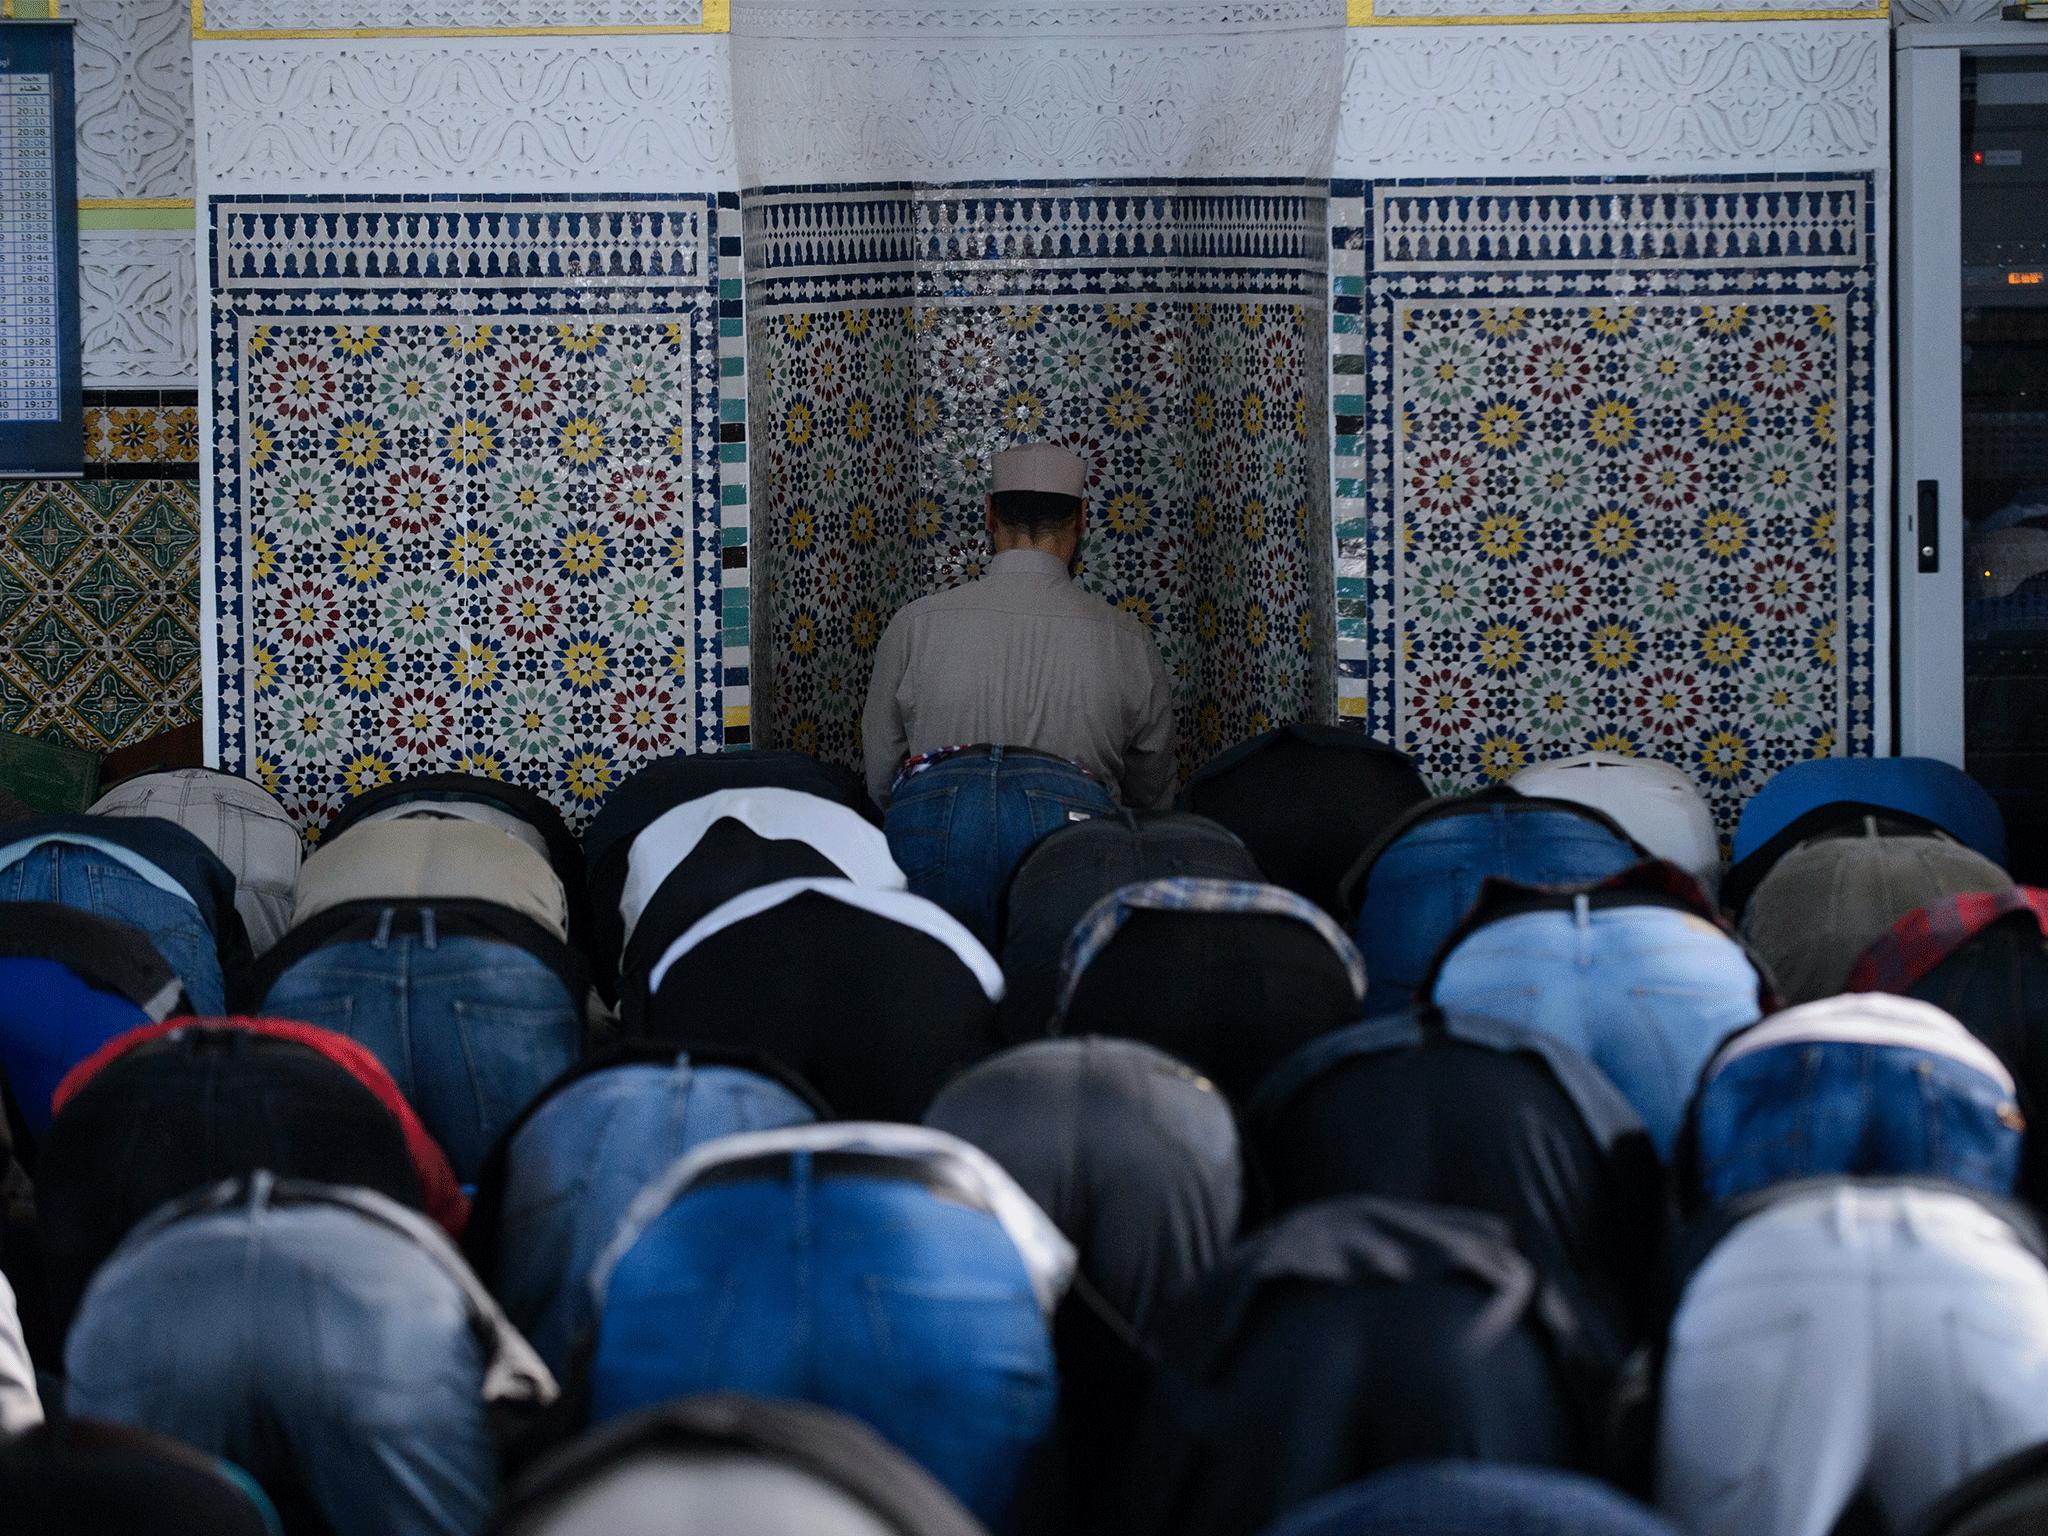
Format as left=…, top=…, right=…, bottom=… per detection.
left=1659, top=1183, right=2048, bottom=1536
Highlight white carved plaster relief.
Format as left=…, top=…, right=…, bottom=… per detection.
left=201, top=0, right=702, bottom=28
left=1375, top=0, right=1877, bottom=14
left=1335, top=21, right=1888, bottom=176
left=80, top=229, right=199, bottom=385
left=729, top=0, right=1346, bottom=185
left=196, top=36, right=736, bottom=191
left=1889, top=0, right=1999, bottom=22
left=731, top=0, right=1339, bottom=30
left=73, top=0, right=193, bottom=201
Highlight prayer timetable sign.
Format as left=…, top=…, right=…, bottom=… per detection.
left=0, top=24, right=76, bottom=476
left=0, top=73, right=58, bottom=423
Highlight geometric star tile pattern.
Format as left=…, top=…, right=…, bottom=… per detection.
left=1342, top=176, right=1879, bottom=841
left=0, top=478, right=203, bottom=750
left=84, top=401, right=202, bottom=467
left=744, top=182, right=1335, bottom=786
left=752, top=297, right=1331, bottom=780
left=241, top=317, right=709, bottom=833
left=210, top=194, right=728, bottom=839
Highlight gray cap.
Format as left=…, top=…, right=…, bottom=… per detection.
left=1742, top=821, right=2012, bottom=1005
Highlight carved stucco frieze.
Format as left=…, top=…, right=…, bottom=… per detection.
left=74, top=0, right=193, bottom=201
left=75, top=0, right=197, bottom=385
left=1373, top=0, right=1878, bottom=14
left=1888, top=0, right=2000, bottom=22
left=80, top=229, right=199, bottom=386
left=729, top=0, right=1342, bottom=31
left=196, top=37, right=737, bottom=190
left=729, top=0, right=1347, bottom=185
left=199, top=0, right=702, bottom=29
left=1336, top=22, right=1888, bottom=175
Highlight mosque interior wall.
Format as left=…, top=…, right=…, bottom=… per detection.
left=1330, top=12, right=1891, bottom=842
left=0, top=0, right=200, bottom=760
left=194, top=16, right=739, bottom=834
left=733, top=0, right=1348, bottom=788
left=0, top=0, right=1909, bottom=835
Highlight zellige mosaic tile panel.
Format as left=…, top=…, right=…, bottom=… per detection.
left=0, top=478, right=201, bottom=751
left=242, top=317, right=708, bottom=833
left=209, top=193, right=728, bottom=838
left=745, top=181, right=1335, bottom=785
left=1349, top=176, right=1878, bottom=840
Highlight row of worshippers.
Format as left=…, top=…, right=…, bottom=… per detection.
left=4, top=440, right=2044, bottom=1534
left=0, top=723, right=2044, bottom=1536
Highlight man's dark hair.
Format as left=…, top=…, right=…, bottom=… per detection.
left=990, top=489, right=1082, bottom=535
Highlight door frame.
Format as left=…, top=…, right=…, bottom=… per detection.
left=1894, top=22, right=2048, bottom=765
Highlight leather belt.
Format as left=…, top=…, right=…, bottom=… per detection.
left=892, top=742, right=1102, bottom=795
left=686, top=1149, right=992, bottom=1216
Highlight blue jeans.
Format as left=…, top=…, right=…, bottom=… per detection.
left=1352, top=807, right=1642, bottom=1017
left=1429, top=906, right=1763, bottom=1158
left=1694, top=1041, right=2025, bottom=1204
left=1264, top=1461, right=1678, bottom=1536
left=590, top=1166, right=1058, bottom=1526
left=65, top=1200, right=498, bottom=1536
left=0, top=843, right=224, bottom=1015
left=495, top=1060, right=817, bottom=1374
left=885, top=750, right=1120, bottom=950
left=261, top=929, right=581, bottom=1182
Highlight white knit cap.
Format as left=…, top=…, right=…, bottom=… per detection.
left=991, top=443, right=1086, bottom=497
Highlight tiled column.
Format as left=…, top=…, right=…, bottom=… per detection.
left=1331, top=0, right=1890, bottom=844
left=194, top=2, right=741, bottom=832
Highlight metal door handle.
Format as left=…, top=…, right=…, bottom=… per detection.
left=1918, top=480, right=1939, bottom=573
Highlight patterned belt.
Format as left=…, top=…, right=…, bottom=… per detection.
left=891, top=742, right=1102, bottom=796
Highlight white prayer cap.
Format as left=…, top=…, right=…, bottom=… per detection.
left=992, top=443, right=1087, bottom=498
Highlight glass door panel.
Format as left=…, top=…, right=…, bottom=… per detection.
left=1963, top=52, right=2048, bottom=882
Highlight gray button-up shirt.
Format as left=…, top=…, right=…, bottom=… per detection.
left=862, top=549, right=1177, bottom=809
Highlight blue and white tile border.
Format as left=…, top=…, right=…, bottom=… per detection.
left=1331, top=183, right=1370, bottom=728
left=716, top=190, right=751, bottom=749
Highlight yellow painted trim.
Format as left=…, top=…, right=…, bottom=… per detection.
left=193, top=0, right=726, bottom=37
left=80, top=197, right=194, bottom=209
left=1347, top=0, right=1882, bottom=21
left=723, top=704, right=751, bottom=727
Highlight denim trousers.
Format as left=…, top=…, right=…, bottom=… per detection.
left=1659, top=1183, right=2048, bottom=1536
left=261, top=928, right=582, bottom=1182
left=65, top=1200, right=498, bottom=1536
left=495, top=1061, right=816, bottom=1374
left=1429, top=905, right=1763, bottom=1158
left=0, top=844, right=224, bottom=1015
left=884, top=751, right=1119, bottom=951
left=590, top=1167, right=1058, bottom=1526
left=1353, top=808, right=1643, bottom=1017
left=1264, top=1462, right=1678, bottom=1536
left=1693, top=1041, right=2024, bottom=1204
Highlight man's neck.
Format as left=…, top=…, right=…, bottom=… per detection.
left=989, top=546, right=1073, bottom=576
left=988, top=531, right=1072, bottom=559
